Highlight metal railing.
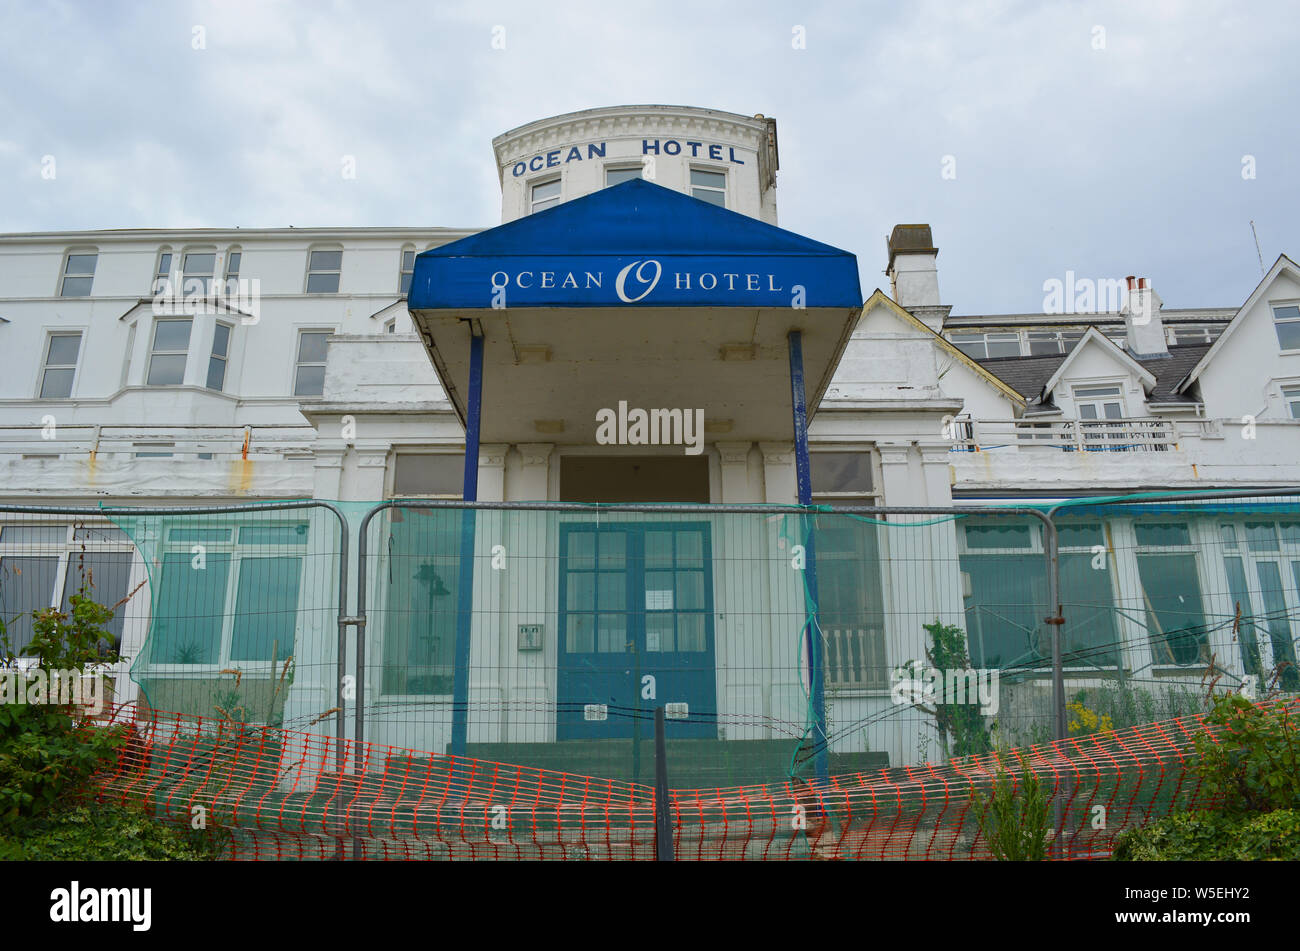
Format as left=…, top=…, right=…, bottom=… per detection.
left=951, top=417, right=1178, bottom=453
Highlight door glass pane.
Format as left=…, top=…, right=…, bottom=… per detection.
left=646, top=615, right=673, bottom=653
left=597, top=614, right=625, bottom=653
left=675, top=571, right=704, bottom=610
left=646, top=532, right=673, bottom=569
left=597, top=573, right=625, bottom=611
left=567, top=532, right=595, bottom=570
left=1103, top=402, right=1123, bottom=419
left=566, top=572, right=594, bottom=611
left=566, top=615, right=594, bottom=654
left=598, top=532, right=625, bottom=569
left=645, top=571, right=674, bottom=607
left=677, top=532, right=703, bottom=568
left=677, top=614, right=706, bottom=652
left=1079, top=405, right=1098, bottom=420
left=229, top=556, right=302, bottom=661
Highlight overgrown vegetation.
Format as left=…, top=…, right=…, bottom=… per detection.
left=922, top=620, right=993, bottom=759
left=1113, top=693, right=1300, bottom=860
left=975, top=752, right=1050, bottom=861
left=1, top=583, right=222, bottom=859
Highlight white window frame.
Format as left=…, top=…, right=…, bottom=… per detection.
left=223, top=245, right=242, bottom=295
left=146, top=317, right=193, bottom=387
left=604, top=165, right=643, bottom=188
left=144, top=523, right=311, bottom=675
left=688, top=166, right=727, bottom=207
left=399, top=244, right=416, bottom=296
left=0, top=520, right=140, bottom=657
left=304, top=246, right=343, bottom=294
left=292, top=328, right=334, bottom=397
left=1072, top=382, right=1127, bottom=420
left=529, top=177, right=562, bottom=214
left=388, top=450, right=466, bottom=499
left=950, top=331, right=1023, bottom=359
left=1132, top=519, right=1212, bottom=669
left=1280, top=381, right=1300, bottom=420
left=206, top=320, right=233, bottom=392
left=179, top=246, right=218, bottom=297
left=1271, top=301, right=1300, bottom=352
left=37, top=329, right=84, bottom=399
left=152, top=246, right=174, bottom=295
left=58, top=248, right=98, bottom=298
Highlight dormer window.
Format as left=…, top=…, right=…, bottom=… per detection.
left=1272, top=304, right=1300, bottom=350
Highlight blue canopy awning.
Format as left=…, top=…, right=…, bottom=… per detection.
left=408, top=178, right=862, bottom=311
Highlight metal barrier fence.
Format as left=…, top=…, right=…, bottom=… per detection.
left=3, top=488, right=1299, bottom=858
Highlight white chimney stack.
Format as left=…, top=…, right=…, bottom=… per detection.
left=1123, top=276, right=1167, bottom=357
left=886, top=224, right=949, bottom=330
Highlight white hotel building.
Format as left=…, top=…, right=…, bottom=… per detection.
left=2, top=104, right=1299, bottom=770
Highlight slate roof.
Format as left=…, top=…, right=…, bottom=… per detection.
left=975, top=343, right=1212, bottom=407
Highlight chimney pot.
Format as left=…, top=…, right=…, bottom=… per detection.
left=1125, top=275, right=1137, bottom=291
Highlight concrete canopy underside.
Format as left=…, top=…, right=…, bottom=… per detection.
left=410, top=304, right=860, bottom=445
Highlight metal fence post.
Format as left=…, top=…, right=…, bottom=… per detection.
left=654, top=705, right=673, bottom=861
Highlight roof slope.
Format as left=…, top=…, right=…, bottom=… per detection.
left=976, top=343, right=1211, bottom=406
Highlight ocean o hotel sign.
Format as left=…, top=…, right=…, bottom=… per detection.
left=509, top=139, right=748, bottom=177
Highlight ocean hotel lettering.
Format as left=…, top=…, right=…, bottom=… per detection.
left=509, top=140, right=746, bottom=177
left=490, top=259, right=783, bottom=303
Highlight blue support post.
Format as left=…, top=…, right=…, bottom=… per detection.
left=450, top=329, right=484, bottom=758
left=787, top=330, right=830, bottom=786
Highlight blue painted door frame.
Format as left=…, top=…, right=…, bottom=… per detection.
left=557, top=521, right=717, bottom=740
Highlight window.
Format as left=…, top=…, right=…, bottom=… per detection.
left=960, top=519, right=1120, bottom=670
left=148, top=523, right=308, bottom=669
left=1027, top=330, right=1084, bottom=355
left=181, top=249, right=216, bottom=295
left=207, top=322, right=231, bottom=391
left=59, top=251, right=97, bottom=297
left=690, top=169, right=726, bottom=207
left=380, top=509, right=461, bottom=694
left=809, top=451, right=877, bottom=500
left=1272, top=305, right=1300, bottom=351
left=1169, top=324, right=1218, bottom=345
left=391, top=453, right=464, bottom=497
left=1073, top=384, right=1125, bottom=420
left=1282, top=385, right=1300, bottom=419
left=1134, top=521, right=1208, bottom=666
left=950, top=332, right=1021, bottom=359
left=1219, top=518, right=1300, bottom=690
left=305, top=249, right=342, bottom=294
left=810, top=452, right=886, bottom=688
left=399, top=247, right=416, bottom=295
left=224, top=247, right=241, bottom=292
left=0, top=522, right=135, bottom=655
left=293, top=330, right=332, bottom=396
left=605, top=166, right=642, bottom=187
left=153, top=248, right=173, bottom=292
left=384, top=318, right=397, bottom=333
left=39, top=332, right=82, bottom=399
left=530, top=178, right=561, bottom=214
left=147, top=319, right=191, bottom=385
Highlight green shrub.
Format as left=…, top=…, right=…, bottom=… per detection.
left=923, top=620, right=993, bottom=758
left=1192, top=693, right=1300, bottom=816
left=976, top=753, right=1050, bottom=860
left=0, top=803, right=228, bottom=861
left=1113, top=809, right=1300, bottom=861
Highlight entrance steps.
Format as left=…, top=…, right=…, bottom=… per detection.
left=463, top=739, right=888, bottom=789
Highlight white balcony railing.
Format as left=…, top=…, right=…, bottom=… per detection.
left=950, top=417, right=1179, bottom=453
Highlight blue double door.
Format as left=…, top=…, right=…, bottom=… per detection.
left=557, top=522, right=717, bottom=739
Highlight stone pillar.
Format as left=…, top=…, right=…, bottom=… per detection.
left=512, top=443, right=553, bottom=502
left=758, top=442, right=796, bottom=504
left=715, top=441, right=755, bottom=503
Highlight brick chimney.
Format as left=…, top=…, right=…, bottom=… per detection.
left=1123, top=276, right=1167, bottom=357
left=886, top=224, right=950, bottom=330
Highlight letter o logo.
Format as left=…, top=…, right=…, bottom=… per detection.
left=511, top=162, right=525, bottom=177
left=615, top=259, right=662, bottom=303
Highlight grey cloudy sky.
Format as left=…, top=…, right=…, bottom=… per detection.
left=1, top=0, right=1296, bottom=314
